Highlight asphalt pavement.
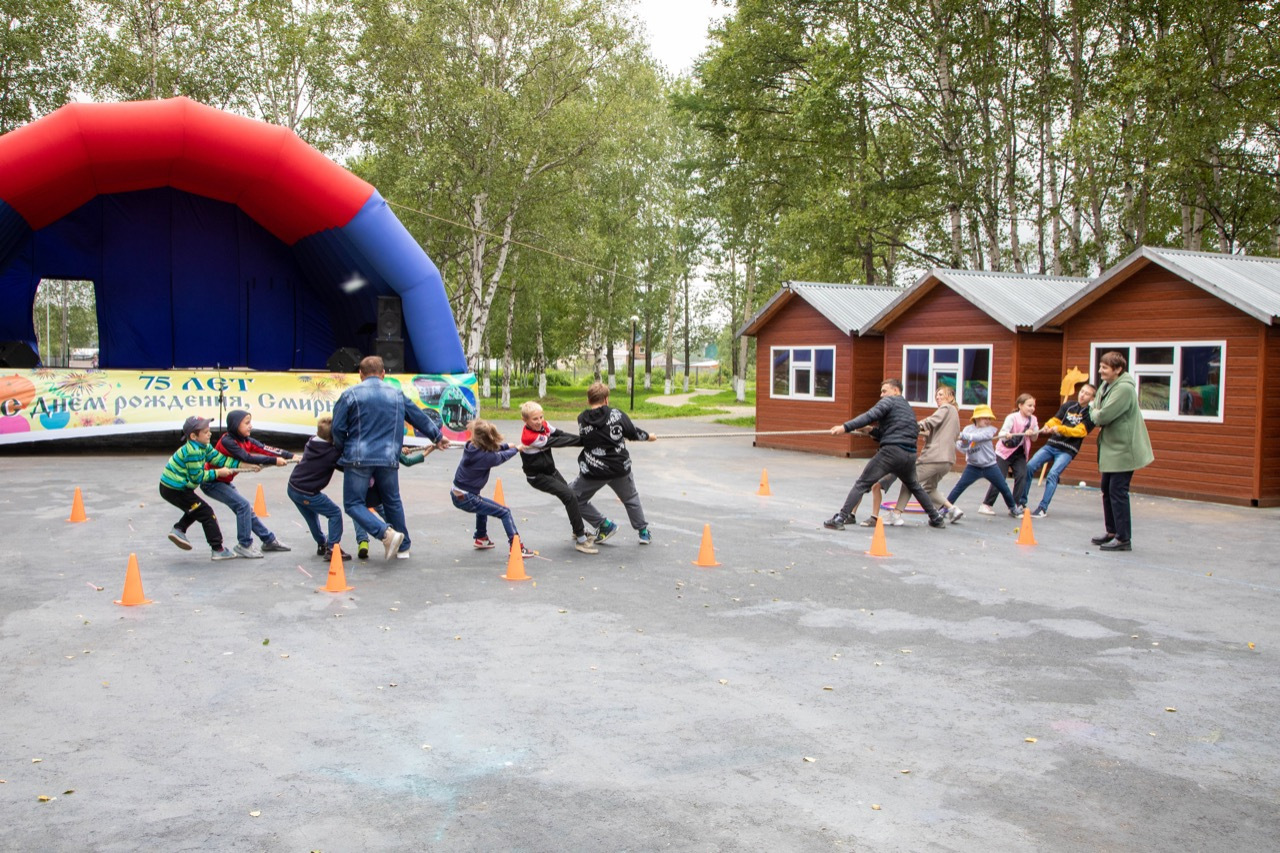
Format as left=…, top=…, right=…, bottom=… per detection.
left=2, top=418, right=1278, bottom=852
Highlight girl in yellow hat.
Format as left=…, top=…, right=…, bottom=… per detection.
left=941, top=404, right=1022, bottom=522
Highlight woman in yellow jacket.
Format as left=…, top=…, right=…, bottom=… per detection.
left=1088, top=351, right=1155, bottom=552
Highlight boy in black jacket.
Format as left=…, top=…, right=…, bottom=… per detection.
left=203, top=409, right=292, bottom=558
left=570, top=382, right=657, bottom=545
left=518, top=401, right=597, bottom=554
left=287, top=414, right=349, bottom=560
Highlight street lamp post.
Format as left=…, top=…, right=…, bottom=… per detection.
left=629, top=314, right=639, bottom=411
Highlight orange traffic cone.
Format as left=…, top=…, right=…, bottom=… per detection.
left=253, top=484, right=269, bottom=517
left=318, top=545, right=353, bottom=592
left=757, top=469, right=771, bottom=496
left=865, top=516, right=893, bottom=557
left=1016, top=511, right=1038, bottom=546
left=115, top=553, right=153, bottom=606
left=692, top=524, right=721, bottom=567
left=68, top=487, right=88, bottom=523
left=493, top=478, right=506, bottom=507
left=503, top=535, right=531, bottom=581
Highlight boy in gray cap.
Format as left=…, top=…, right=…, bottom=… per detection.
left=158, top=415, right=260, bottom=560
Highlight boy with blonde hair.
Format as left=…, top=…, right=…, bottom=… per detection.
left=518, top=400, right=597, bottom=554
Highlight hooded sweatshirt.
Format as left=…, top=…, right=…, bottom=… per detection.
left=213, top=410, right=294, bottom=481
left=577, top=405, right=649, bottom=480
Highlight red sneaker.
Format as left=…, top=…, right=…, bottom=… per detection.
left=473, top=537, right=495, bottom=550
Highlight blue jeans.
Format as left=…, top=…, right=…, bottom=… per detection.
left=1020, top=445, right=1075, bottom=511
left=288, top=485, right=343, bottom=547
left=451, top=491, right=518, bottom=541
left=201, top=480, right=274, bottom=547
left=343, top=466, right=410, bottom=551
left=947, top=464, right=1016, bottom=508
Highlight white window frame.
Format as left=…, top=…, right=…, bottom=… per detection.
left=902, top=344, right=993, bottom=409
left=769, top=346, right=836, bottom=400
left=1090, top=341, right=1226, bottom=423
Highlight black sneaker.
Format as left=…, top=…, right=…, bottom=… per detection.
left=358, top=540, right=369, bottom=560
left=315, top=543, right=326, bottom=557
left=823, top=514, right=848, bottom=530
left=928, top=516, right=947, bottom=529
left=1090, top=533, right=1116, bottom=545
left=261, top=539, right=291, bottom=552
left=324, top=546, right=352, bottom=561
left=1098, top=539, right=1131, bottom=552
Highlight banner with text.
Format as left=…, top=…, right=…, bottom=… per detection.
left=0, top=369, right=478, bottom=446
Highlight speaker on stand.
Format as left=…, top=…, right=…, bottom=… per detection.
left=326, top=346, right=362, bottom=373
left=375, top=295, right=405, bottom=373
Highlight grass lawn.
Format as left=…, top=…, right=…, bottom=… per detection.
left=474, top=384, right=754, bottom=421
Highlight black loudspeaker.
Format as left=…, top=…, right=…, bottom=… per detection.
left=326, top=346, right=362, bottom=373
left=377, top=296, right=403, bottom=340
left=375, top=338, right=404, bottom=373
left=0, top=340, right=40, bottom=368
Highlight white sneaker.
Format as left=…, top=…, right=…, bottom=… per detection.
left=889, top=512, right=905, bottom=526
left=947, top=506, right=965, bottom=523
left=977, top=504, right=996, bottom=515
left=382, top=527, right=405, bottom=560
left=233, top=543, right=263, bottom=559
left=395, top=549, right=411, bottom=560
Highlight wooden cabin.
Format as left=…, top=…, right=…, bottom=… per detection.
left=738, top=282, right=900, bottom=457
left=1036, top=247, right=1280, bottom=507
left=859, top=270, right=1088, bottom=427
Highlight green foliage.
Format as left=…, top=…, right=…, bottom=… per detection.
left=0, top=0, right=82, bottom=133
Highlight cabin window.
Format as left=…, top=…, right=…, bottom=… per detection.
left=770, top=347, right=835, bottom=400
left=1091, top=342, right=1225, bottom=422
left=904, top=345, right=991, bottom=407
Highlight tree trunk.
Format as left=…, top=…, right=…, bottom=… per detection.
left=605, top=261, right=617, bottom=388
left=736, top=254, right=756, bottom=402
left=535, top=309, right=547, bottom=398
left=682, top=272, right=690, bottom=392
left=663, top=277, right=679, bottom=395
left=933, top=0, right=964, bottom=267
left=500, top=286, right=516, bottom=410
left=643, top=316, right=652, bottom=390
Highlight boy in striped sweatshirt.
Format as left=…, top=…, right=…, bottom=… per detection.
left=159, top=415, right=259, bottom=560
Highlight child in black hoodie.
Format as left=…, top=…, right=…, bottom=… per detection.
left=287, top=414, right=349, bottom=561
left=570, top=382, right=657, bottom=545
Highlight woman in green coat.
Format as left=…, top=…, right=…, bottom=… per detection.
left=1087, top=351, right=1154, bottom=551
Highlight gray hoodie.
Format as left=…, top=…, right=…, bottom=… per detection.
left=956, top=424, right=998, bottom=468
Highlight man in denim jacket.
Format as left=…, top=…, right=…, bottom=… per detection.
left=332, top=356, right=451, bottom=560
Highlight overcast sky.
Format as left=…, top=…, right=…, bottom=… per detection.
left=629, top=0, right=727, bottom=75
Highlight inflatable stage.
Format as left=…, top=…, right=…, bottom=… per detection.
left=0, top=98, right=474, bottom=444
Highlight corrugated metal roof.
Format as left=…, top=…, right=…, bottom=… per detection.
left=935, top=270, right=1088, bottom=330
left=737, top=282, right=902, bottom=337
left=1035, top=246, right=1280, bottom=329
left=1143, top=248, right=1280, bottom=323
left=862, top=269, right=1088, bottom=334
left=787, top=282, right=903, bottom=333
